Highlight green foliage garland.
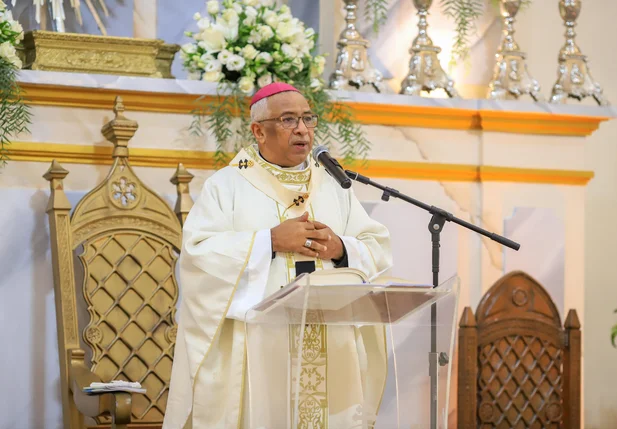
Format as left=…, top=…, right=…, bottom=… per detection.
left=0, top=1, right=31, bottom=167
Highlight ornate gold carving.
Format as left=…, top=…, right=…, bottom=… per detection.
left=69, top=99, right=182, bottom=251
left=156, top=44, right=181, bottom=79
left=170, top=163, right=195, bottom=226
left=81, top=233, right=179, bottom=423
left=58, top=214, right=78, bottom=345
left=165, top=326, right=178, bottom=343
left=20, top=31, right=177, bottom=78
left=86, top=327, right=103, bottom=344
left=109, top=177, right=140, bottom=208
left=72, top=216, right=179, bottom=249
left=46, top=100, right=190, bottom=428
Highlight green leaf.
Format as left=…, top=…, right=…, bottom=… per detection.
left=440, top=0, right=485, bottom=69
left=364, top=0, right=389, bottom=36
left=612, top=323, right=617, bottom=348
left=0, top=59, right=32, bottom=168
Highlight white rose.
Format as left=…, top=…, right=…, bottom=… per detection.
left=218, top=49, right=233, bottom=64
left=238, top=76, right=255, bottom=94
left=11, top=20, right=24, bottom=42
left=206, top=0, right=219, bottom=15
left=243, top=6, right=257, bottom=24
left=226, top=54, right=246, bottom=71
left=193, top=12, right=202, bottom=20
left=257, top=73, right=273, bottom=88
left=181, top=43, right=197, bottom=54
left=187, top=71, right=202, bottom=80
left=205, top=59, right=223, bottom=72
left=221, top=21, right=239, bottom=40
left=272, top=51, right=283, bottom=62
left=199, top=25, right=226, bottom=52
left=247, top=30, right=262, bottom=45
left=311, top=56, right=326, bottom=77
left=259, top=0, right=274, bottom=6
left=279, top=5, right=290, bottom=14
left=256, top=52, right=272, bottom=63
left=263, top=10, right=278, bottom=28
left=305, top=28, right=315, bottom=39
left=242, top=0, right=258, bottom=6
left=202, top=71, right=224, bottom=82
left=281, top=43, right=297, bottom=58
left=278, top=11, right=292, bottom=22
left=232, top=3, right=243, bottom=13
left=315, top=57, right=325, bottom=74
left=200, top=53, right=215, bottom=62
left=310, top=78, right=323, bottom=91
left=276, top=21, right=301, bottom=42
left=196, top=17, right=210, bottom=30
left=222, top=8, right=239, bottom=24
left=0, top=0, right=6, bottom=10
left=257, top=24, right=274, bottom=41
left=241, top=44, right=259, bottom=60
left=0, top=42, right=21, bottom=69
left=279, top=62, right=291, bottom=72
left=292, top=57, right=303, bottom=71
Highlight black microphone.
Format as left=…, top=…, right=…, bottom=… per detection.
left=312, top=145, right=352, bottom=189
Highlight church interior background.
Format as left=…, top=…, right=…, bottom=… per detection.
left=1, top=0, right=616, bottom=427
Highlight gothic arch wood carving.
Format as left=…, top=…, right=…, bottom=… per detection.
left=457, top=271, right=581, bottom=429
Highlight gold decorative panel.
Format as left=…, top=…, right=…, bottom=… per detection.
left=19, top=31, right=178, bottom=78
left=81, top=232, right=178, bottom=422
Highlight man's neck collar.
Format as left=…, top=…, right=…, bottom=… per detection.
left=258, top=150, right=307, bottom=170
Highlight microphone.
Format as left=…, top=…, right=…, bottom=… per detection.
left=312, top=145, right=352, bottom=189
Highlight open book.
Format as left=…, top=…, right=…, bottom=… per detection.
left=83, top=380, right=146, bottom=395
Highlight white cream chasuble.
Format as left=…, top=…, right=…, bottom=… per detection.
left=163, top=145, right=392, bottom=429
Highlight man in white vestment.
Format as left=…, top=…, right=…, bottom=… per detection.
left=163, top=82, right=392, bottom=429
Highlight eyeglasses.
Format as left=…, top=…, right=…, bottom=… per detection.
left=258, top=114, right=319, bottom=129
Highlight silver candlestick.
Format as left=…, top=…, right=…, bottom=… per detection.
left=329, top=0, right=386, bottom=93
left=400, top=0, right=457, bottom=97
left=550, top=0, right=608, bottom=105
left=487, top=0, right=542, bottom=101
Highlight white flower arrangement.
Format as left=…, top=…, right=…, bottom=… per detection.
left=186, top=0, right=371, bottom=168
left=182, top=0, right=325, bottom=95
left=0, top=0, right=24, bottom=69
left=0, top=0, right=30, bottom=167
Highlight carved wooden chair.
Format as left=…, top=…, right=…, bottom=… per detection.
left=457, top=271, right=581, bottom=429
left=44, top=97, right=194, bottom=429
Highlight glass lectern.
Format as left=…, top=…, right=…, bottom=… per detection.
left=245, top=271, right=459, bottom=429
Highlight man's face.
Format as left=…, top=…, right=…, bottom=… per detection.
left=251, top=91, right=315, bottom=167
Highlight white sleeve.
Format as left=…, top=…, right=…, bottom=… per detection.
left=337, top=187, right=393, bottom=278
left=226, top=229, right=273, bottom=321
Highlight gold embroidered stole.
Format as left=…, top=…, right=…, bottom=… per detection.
left=230, top=146, right=329, bottom=428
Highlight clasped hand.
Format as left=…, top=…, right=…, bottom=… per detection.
left=271, top=212, right=344, bottom=260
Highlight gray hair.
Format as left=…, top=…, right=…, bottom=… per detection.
left=250, top=97, right=269, bottom=122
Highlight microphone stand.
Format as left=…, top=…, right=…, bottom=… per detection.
left=345, top=169, right=520, bottom=429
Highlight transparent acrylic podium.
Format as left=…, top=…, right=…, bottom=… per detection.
left=245, top=270, right=459, bottom=429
